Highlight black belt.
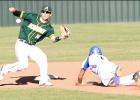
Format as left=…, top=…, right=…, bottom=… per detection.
left=19, top=39, right=32, bottom=45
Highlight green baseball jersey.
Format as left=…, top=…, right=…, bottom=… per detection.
left=18, top=11, right=54, bottom=45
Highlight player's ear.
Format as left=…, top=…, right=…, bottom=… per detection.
left=50, top=13, right=53, bottom=17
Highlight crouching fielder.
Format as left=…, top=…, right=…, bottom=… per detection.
left=76, top=46, right=140, bottom=86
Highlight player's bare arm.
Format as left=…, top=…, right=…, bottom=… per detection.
left=75, top=68, right=85, bottom=85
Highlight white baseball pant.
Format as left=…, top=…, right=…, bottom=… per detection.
left=1, top=39, right=49, bottom=83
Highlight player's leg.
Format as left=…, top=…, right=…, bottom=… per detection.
left=29, top=46, right=52, bottom=86
left=119, top=74, right=135, bottom=85
left=0, top=40, right=29, bottom=80
left=109, top=71, right=140, bottom=86
left=119, top=71, right=140, bottom=85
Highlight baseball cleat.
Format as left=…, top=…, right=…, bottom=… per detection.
left=52, top=75, right=59, bottom=79
left=35, top=76, right=40, bottom=81
left=132, top=71, right=140, bottom=82
left=35, top=75, right=51, bottom=81
left=39, top=81, right=53, bottom=86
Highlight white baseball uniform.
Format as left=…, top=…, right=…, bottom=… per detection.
left=81, top=54, right=135, bottom=86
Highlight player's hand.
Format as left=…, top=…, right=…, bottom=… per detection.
left=75, top=82, right=81, bottom=86
left=9, top=7, right=16, bottom=13
left=75, top=81, right=83, bottom=86
left=60, top=25, right=70, bottom=39
left=75, top=82, right=86, bottom=86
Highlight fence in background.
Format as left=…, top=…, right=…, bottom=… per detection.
left=0, top=0, right=140, bottom=26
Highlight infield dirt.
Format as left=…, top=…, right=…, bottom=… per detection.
left=0, top=61, right=140, bottom=96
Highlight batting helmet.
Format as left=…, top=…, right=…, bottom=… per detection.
left=41, top=5, right=52, bottom=13
left=88, top=46, right=102, bottom=56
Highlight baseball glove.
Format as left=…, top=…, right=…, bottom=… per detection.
left=60, top=25, right=70, bottom=39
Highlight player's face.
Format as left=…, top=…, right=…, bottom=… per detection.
left=41, top=11, right=52, bottom=21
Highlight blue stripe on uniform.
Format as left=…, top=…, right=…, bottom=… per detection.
left=83, top=57, right=90, bottom=71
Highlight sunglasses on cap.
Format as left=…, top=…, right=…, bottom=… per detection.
left=41, top=10, right=51, bottom=14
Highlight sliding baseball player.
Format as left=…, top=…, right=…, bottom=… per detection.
left=76, top=46, right=140, bottom=86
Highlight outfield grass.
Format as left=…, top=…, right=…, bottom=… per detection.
left=1, top=23, right=140, bottom=63
left=0, top=88, right=140, bottom=100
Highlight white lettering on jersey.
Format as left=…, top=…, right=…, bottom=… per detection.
left=35, top=34, right=41, bottom=39
left=28, top=23, right=46, bottom=34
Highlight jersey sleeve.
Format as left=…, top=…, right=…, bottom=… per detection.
left=19, top=11, right=37, bottom=20
left=81, top=58, right=90, bottom=71
left=36, top=27, right=54, bottom=42
left=47, top=27, right=54, bottom=37
left=45, top=25, right=54, bottom=37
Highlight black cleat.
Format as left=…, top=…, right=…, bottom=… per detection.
left=133, top=71, right=140, bottom=82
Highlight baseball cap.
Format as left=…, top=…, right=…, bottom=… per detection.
left=41, top=5, right=52, bottom=13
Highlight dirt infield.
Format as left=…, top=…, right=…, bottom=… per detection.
left=0, top=61, right=140, bottom=96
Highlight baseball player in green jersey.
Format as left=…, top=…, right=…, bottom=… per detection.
left=0, top=5, right=70, bottom=86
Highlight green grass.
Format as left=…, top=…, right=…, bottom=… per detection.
left=0, top=88, right=139, bottom=100
left=1, top=23, right=140, bottom=63
left=0, top=23, right=140, bottom=99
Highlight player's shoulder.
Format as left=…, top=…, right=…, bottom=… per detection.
left=29, top=13, right=38, bottom=17
left=88, top=55, right=97, bottom=62
left=48, top=23, right=54, bottom=28
left=43, top=23, right=54, bottom=34
left=89, top=54, right=105, bottom=62
left=46, top=23, right=54, bottom=31
left=89, top=54, right=99, bottom=58
left=100, top=55, right=110, bottom=61
left=23, top=12, right=38, bottom=18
